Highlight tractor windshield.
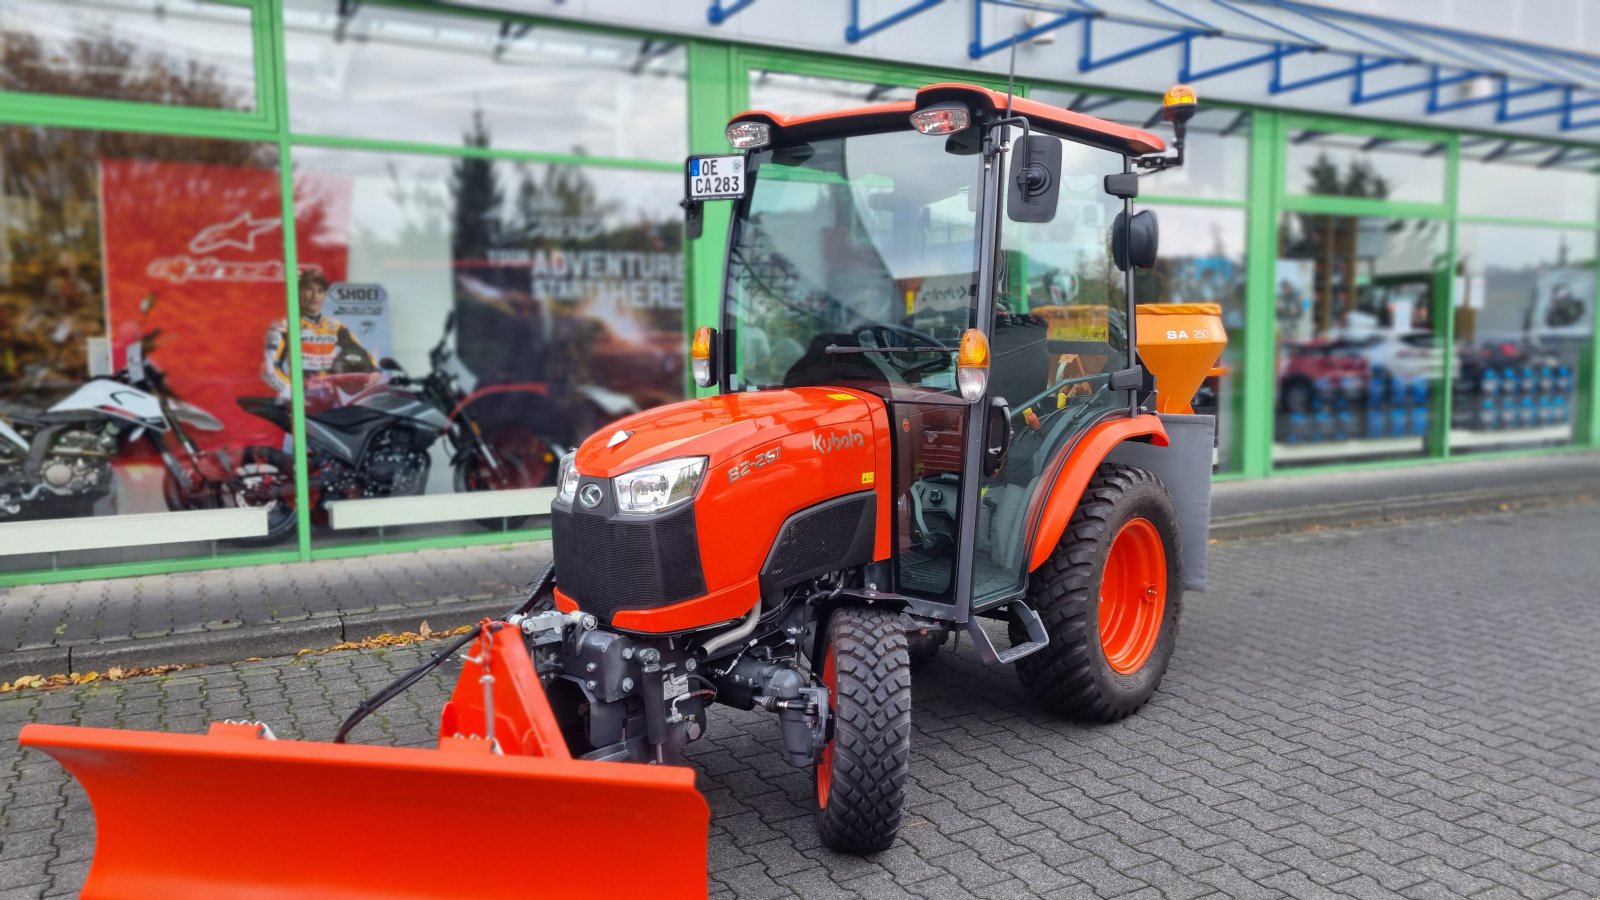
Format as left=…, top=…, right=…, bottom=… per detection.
left=723, top=128, right=982, bottom=395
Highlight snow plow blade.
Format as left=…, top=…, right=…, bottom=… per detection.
left=17, top=620, right=710, bottom=900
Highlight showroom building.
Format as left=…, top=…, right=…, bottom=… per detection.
left=0, top=0, right=1596, bottom=584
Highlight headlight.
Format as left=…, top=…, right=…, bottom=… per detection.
left=613, top=457, right=706, bottom=515
left=556, top=454, right=579, bottom=504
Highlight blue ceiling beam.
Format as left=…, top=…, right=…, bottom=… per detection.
left=1271, top=53, right=1400, bottom=94
left=970, top=0, right=1098, bottom=59
left=1182, top=39, right=1309, bottom=82
left=706, top=0, right=756, bottom=25
left=1078, top=15, right=1214, bottom=73
left=1352, top=64, right=1482, bottom=106
left=847, top=0, right=945, bottom=43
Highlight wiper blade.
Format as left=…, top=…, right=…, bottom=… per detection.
left=825, top=345, right=949, bottom=355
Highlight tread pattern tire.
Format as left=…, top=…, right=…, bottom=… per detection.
left=1015, top=462, right=1182, bottom=723
left=814, top=605, right=912, bottom=854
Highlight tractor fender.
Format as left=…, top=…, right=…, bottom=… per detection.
left=1025, top=414, right=1169, bottom=574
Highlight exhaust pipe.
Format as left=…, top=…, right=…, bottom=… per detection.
left=695, top=600, right=761, bottom=658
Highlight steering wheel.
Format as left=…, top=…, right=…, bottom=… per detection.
left=857, top=322, right=952, bottom=377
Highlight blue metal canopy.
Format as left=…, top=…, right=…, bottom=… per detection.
left=704, top=0, right=1600, bottom=133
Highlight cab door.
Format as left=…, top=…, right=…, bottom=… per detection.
left=965, top=136, right=1135, bottom=610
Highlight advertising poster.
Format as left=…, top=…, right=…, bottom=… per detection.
left=100, top=158, right=351, bottom=454
left=450, top=161, right=685, bottom=462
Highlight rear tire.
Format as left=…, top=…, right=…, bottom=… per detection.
left=814, top=606, right=911, bottom=854
left=1015, top=463, right=1182, bottom=723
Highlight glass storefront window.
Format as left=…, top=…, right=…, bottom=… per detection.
left=1134, top=206, right=1246, bottom=471
left=283, top=3, right=687, bottom=161
left=0, top=125, right=294, bottom=572
left=747, top=70, right=916, bottom=117
left=1284, top=131, right=1447, bottom=205
left=1031, top=89, right=1250, bottom=202
left=1451, top=225, right=1594, bottom=454
left=1273, top=214, right=1448, bottom=467
left=0, top=0, right=257, bottom=110
left=290, top=147, right=685, bottom=546
left=1458, top=140, right=1600, bottom=223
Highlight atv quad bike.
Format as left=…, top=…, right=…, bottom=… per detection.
left=21, top=82, right=1225, bottom=897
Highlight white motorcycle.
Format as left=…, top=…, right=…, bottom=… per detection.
left=0, top=294, right=230, bottom=521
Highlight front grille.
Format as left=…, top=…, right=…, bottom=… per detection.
left=551, top=503, right=706, bottom=621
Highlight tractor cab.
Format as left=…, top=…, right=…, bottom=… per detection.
left=685, top=83, right=1224, bottom=639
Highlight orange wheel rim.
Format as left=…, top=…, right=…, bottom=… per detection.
left=1098, top=517, right=1167, bottom=675
left=816, top=643, right=837, bottom=809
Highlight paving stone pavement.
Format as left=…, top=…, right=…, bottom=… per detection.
left=0, top=542, right=553, bottom=657
left=3, top=500, right=1600, bottom=898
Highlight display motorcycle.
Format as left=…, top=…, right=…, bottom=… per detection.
left=229, top=311, right=545, bottom=544
left=0, top=294, right=233, bottom=522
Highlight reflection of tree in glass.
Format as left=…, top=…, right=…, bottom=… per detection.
left=1306, top=153, right=1390, bottom=199
left=450, top=111, right=503, bottom=265
left=0, top=28, right=247, bottom=109
left=0, top=41, right=265, bottom=400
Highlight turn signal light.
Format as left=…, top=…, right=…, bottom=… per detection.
left=910, top=102, right=971, bottom=135
left=691, top=326, right=715, bottom=387
left=956, top=328, right=989, bottom=402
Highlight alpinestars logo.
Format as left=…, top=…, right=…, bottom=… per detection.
left=812, top=430, right=865, bottom=454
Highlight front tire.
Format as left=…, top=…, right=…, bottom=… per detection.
left=222, top=446, right=297, bottom=547
left=814, top=606, right=911, bottom=854
left=1015, top=463, right=1182, bottom=723
left=454, top=448, right=532, bottom=531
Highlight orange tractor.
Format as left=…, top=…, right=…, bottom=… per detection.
left=22, top=82, right=1225, bottom=897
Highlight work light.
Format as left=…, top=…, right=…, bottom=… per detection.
left=725, top=121, right=771, bottom=149
left=911, top=102, right=970, bottom=135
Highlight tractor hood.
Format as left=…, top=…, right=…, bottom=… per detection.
left=573, top=387, right=882, bottom=478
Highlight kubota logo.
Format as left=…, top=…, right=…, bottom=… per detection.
left=812, top=430, right=865, bottom=454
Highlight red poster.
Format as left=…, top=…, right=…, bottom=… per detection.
left=99, top=158, right=350, bottom=456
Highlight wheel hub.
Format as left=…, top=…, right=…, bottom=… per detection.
left=1098, top=517, right=1167, bottom=675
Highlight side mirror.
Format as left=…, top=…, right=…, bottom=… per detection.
left=1007, top=134, right=1062, bottom=224
left=378, top=357, right=402, bottom=371
left=1111, top=209, right=1159, bottom=271
left=983, top=397, right=1013, bottom=477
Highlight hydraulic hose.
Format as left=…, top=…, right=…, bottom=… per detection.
left=332, top=562, right=555, bottom=743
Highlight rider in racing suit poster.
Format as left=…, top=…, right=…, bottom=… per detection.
left=262, top=269, right=375, bottom=413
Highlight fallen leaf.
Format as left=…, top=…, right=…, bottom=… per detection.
left=418, top=621, right=433, bottom=639
left=106, top=666, right=125, bottom=680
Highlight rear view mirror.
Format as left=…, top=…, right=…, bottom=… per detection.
left=1111, top=209, right=1159, bottom=271
left=1007, top=134, right=1062, bottom=224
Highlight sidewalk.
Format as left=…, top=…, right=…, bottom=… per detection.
left=2, top=451, right=1596, bottom=680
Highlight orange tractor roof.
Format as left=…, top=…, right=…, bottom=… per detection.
left=731, top=82, right=1165, bottom=157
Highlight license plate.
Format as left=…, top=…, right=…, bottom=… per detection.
left=686, top=154, right=746, bottom=200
